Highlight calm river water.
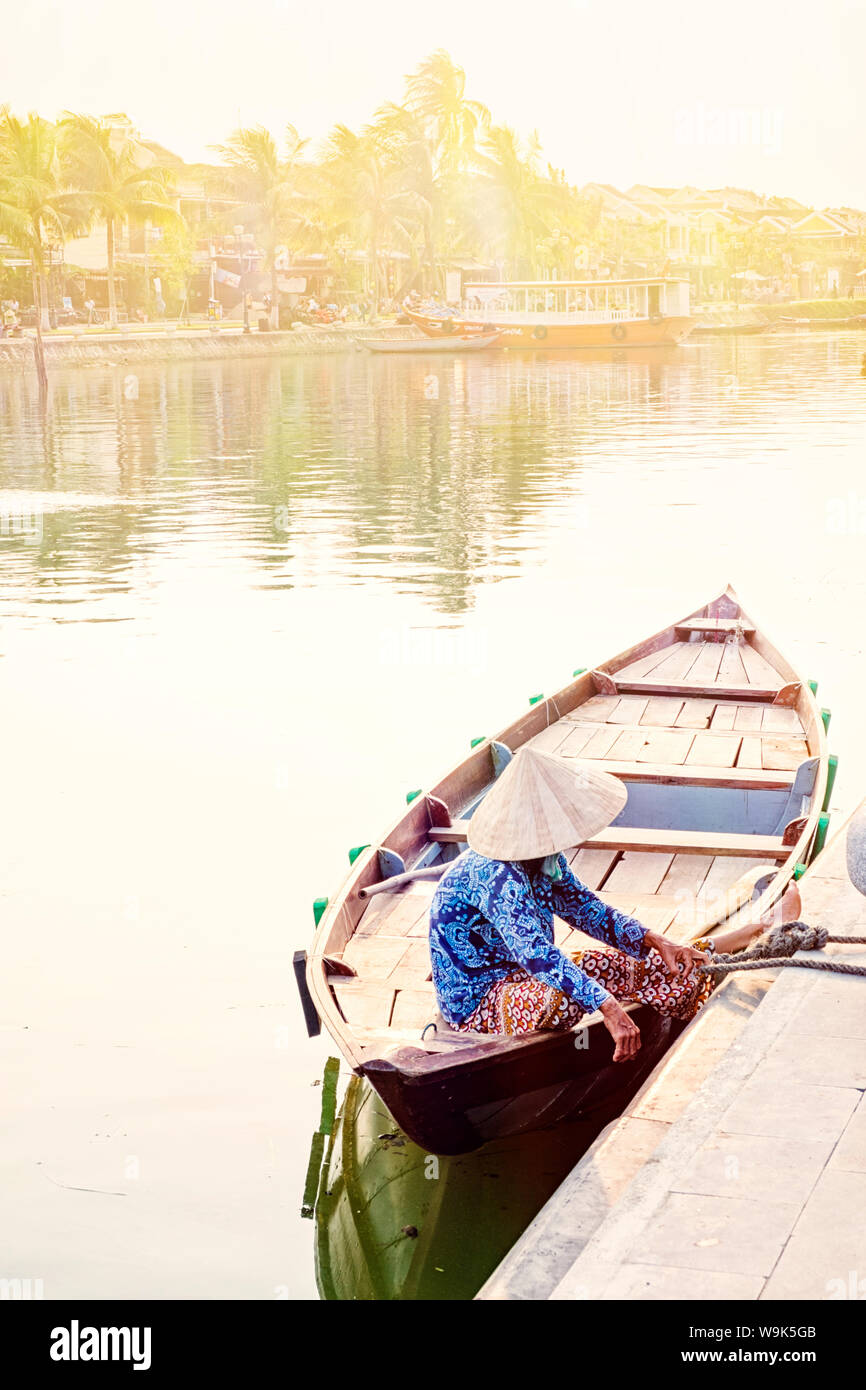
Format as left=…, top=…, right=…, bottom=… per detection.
left=0, top=331, right=864, bottom=1299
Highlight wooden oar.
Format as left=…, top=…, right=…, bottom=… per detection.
left=358, top=865, right=448, bottom=899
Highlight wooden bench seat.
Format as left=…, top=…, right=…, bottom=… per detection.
left=615, top=679, right=780, bottom=701
left=564, top=757, right=793, bottom=790
left=581, top=827, right=788, bottom=859
left=429, top=821, right=789, bottom=860
left=674, top=618, right=756, bottom=636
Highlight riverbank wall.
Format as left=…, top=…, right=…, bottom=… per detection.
left=757, top=297, right=866, bottom=323
left=0, top=325, right=419, bottom=372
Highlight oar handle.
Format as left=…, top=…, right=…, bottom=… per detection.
left=358, top=864, right=448, bottom=898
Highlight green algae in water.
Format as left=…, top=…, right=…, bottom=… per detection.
left=313, top=1075, right=600, bottom=1300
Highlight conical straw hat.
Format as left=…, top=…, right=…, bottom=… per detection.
left=467, top=746, right=627, bottom=861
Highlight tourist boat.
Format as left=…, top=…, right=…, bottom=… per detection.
left=364, top=331, right=501, bottom=354
left=301, top=587, right=830, bottom=1155
left=404, top=276, right=694, bottom=349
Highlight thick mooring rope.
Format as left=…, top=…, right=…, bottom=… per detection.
left=701, top=921, right=866, bottom=979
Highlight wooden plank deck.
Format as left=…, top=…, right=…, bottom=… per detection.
left=612, top=635, right=784, bottom=700
left=528, top=691, right=805, bottom=786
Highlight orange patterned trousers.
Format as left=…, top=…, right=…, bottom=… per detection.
left=456, top=942, right=715, bottom=1036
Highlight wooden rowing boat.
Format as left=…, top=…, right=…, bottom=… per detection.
left=364, top=332, right=501, bottom=354
left=304, top=587, right=829, bottom=1155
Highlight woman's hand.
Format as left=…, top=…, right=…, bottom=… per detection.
left=643, top=930, right=709, bottom=980
left=599, top=996, right=641, bottom=1062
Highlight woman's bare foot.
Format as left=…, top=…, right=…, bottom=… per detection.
left=774, top=881, right=802, bottom=926
left=711, top=880, right=802, bottom=954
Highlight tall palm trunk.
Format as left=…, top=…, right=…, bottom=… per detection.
left=106, top=218, right=118, bottom=329
left=271, top=262, right=279, bottom=330
left=30, top=260, right=48, bottom=394
left=369, top=229, right=379, bottom=315
left=39, top=269, right=51, bottom=330
left=423, top=218, right=437, bottom=295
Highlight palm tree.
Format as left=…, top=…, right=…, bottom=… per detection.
left=0, top=108, right=86, bottom=390
left=537, top=166, right=598, bottom=277
left=214, top=124, right=308, bottom=327
left=404, top=50, right=490, bottom=175
left=320, top=123, right=417, bottom=310
left=387, top=51, right=490, bottom=291
left=369, top=105, right=437, bottom=292
left=474, top=125, right=551, bottom=275
left=60, top=114, right=182, bottom=329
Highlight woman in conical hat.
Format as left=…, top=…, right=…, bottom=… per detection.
left=429, top=747, right=801, bottom=1058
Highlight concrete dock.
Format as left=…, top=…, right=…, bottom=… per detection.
left=479, top=811, right=866, bottom=1301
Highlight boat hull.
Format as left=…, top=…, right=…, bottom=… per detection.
left=691, top=322, right=768, bottom=337
left=361, top=1004, right=682, bottom=1155
left=365, top=332, right=500, bottom=354
left=406, top=309, right=693, bottom=348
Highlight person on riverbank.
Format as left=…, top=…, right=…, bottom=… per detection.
left=1, top=301, right=20, bottom=336
left=429, top=747, right=800, bottom=1059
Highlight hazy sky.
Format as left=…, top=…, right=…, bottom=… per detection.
left=7, top=0, right=865, bottom=208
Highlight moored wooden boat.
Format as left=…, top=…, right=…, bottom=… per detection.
left=365, top=332, right=501, bottom=354
left=304, top=587, right=829, bottom=1155
left=690, top=309, right=769, bottom=337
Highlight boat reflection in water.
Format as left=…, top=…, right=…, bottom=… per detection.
left=311, top=1073, right=605, bottom=1301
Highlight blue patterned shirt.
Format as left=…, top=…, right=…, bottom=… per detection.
left=429, top=849, right=648, bottom=1024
